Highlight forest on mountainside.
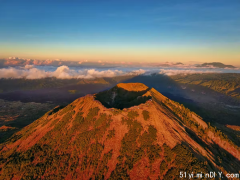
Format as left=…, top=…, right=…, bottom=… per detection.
left=171, top=73, right=240, bottom=99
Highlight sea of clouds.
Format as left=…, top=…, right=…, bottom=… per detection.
left=0, top=65, right=239, bottom=79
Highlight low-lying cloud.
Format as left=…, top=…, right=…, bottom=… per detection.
left=158, top=69, right=220, bottom=76
left=0, top=65, right=239, bottom=79
left=0, top=65, right=145, bottom=79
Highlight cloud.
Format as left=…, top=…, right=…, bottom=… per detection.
left=0, top=67, right=24, bottom=79
left=25, top=68, right=49, bottom=79
left=0, top=66, right=133, bottom=79
left=52, top=65, right=74, bottom=79
left=0, top=67, right=49, bottom=79
left=23, top=65, right=35, bottom=69
left=78, top=69, right=124, bottom=79
left=0, top=65, right=239, bottom=79
left=131, top=69, right=146, bottom=74
left=159, top=69, right=220, bottom=76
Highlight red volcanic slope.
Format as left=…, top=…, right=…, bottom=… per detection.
left=0, top=83, right=239, bottom=179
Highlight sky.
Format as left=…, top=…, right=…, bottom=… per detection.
left=0, top=0, right=240, bottom=65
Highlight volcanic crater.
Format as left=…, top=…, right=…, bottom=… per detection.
left=94, top=83, right=152, bottom=109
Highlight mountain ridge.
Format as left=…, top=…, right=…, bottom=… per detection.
left=197, top=62, right=236, bottom=69
left=0, top=83, right=239, bottom=179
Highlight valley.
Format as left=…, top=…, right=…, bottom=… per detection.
left=1, top=74, right=240, bottom=145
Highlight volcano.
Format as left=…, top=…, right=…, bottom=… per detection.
left=0, top=83, right=239, bottom=179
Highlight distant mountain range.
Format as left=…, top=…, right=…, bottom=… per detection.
left=0, top=58, right=237, bottom=69
left=0, top=83, right=239, bottom=179
left=197, top=62, right=236, bottom=68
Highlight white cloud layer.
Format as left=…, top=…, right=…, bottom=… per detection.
left=0, top=65, right=239, bottom=79
left=159, top=69, right=220, bottom=76
left=0, top=65, right=142, bottom=79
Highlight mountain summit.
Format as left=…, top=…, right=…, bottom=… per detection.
left=0, top=83, right=239, bottom=179
left=116, top=83, right=149, bottom=91
left=95, top=83, right=151, bottom=109
left=197, top=62, right=236, bottom=69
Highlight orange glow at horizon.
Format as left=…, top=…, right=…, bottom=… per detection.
left=1, top=43, right=240, bottom=66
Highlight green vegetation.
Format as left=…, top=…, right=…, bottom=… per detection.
left=95, top=150, right=113, bottom=179
left=113, top=123, right=208, bottom=179
left=0, top=105, right=114, bottom=179
left=115, top=112, right=208, bottom=179
left=127, top=110, right=139, bottom=119
left=58, top=104, right=75, bottom=116
left=160, top=160, right=167, bottom=174
left=206, top=122, right=240, bottom=153
left=111, top=109, right=122, bottom=115
left=163, top=97, right=240, bottom=172
left=142, top=110, right=150, bottom=120
left=171, top=73, right=240, bottom=100
left=87, top=107, right=100, bottom=119
left=109, top=164, right=130, bottom=180
left=164, top=98, right=200, bottom=132
left=95, top=113, right=107, bottom=127
left=107, top=129, right=115, bottom=139
left=74, top=112, right=84, bottom=124
left=159, top=144, right=208, bottom=180
left=1, top=82, right=239, bottom=179
left=164, top=98, right=239, bottom=150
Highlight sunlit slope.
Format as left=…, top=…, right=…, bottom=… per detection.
left=0, top=83, right=239, bottom=179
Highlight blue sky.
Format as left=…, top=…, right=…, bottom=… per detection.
left=0, top=0, right=240, bottom=65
